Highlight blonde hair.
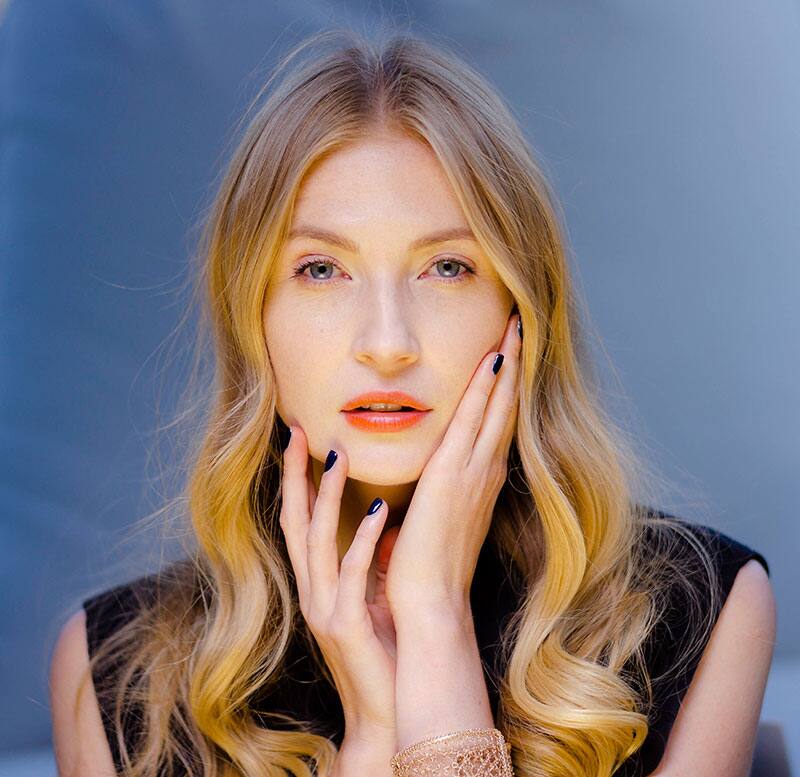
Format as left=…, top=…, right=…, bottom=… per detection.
left=70, top=27, right=724, bottom=777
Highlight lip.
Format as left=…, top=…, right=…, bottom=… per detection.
left=341, top=390, right=431, bottom=433
left=341, top=391, right=430, bottom=412
left=342, top=408, right=430, bottom=432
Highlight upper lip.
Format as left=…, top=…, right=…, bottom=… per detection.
left=342, top=391, right=431, bottom=411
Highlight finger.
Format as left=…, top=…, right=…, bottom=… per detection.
left=306, top=445, right=348, bottom=612
left=498, top=388, right=520, bottom=458
left=336, top=498, right=388, bottom=617
left=471, top=312, right=522, bottom=466
left=279, top=425, right=312, bottom=603
left=437, top=347, right=505, bottom=463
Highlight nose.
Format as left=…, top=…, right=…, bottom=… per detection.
left=351, top=286, right=420, bottom=372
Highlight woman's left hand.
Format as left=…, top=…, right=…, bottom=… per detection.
left=383, top=311, right=522, bottom=620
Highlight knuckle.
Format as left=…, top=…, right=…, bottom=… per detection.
left=339, top=550, right=367, bottom=575
left=474, top=461, right=505, bottom=491
left=327, top=611, right=360, bottom=642
left=317, top=621, right=341, bottom=642
left=305, top=527, right=326, bottom=549
left=304, top=607, right=328, bottom=635
left=467, top=415, right=482, bottom=438
left=427, top=450, right=453, bottom=476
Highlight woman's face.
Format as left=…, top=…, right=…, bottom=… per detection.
left=263, top=129, right=514, bottom=487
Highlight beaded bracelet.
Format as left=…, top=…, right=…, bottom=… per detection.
left=389, top=726, right=514, bottom=776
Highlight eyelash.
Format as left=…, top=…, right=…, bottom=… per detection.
left=291, top=256, right=475, bottom=285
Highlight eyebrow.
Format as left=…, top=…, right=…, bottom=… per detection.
left=286, top=224, right=478, bottom=253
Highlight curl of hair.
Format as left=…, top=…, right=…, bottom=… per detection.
left=71, top=26, right=724, bottom=777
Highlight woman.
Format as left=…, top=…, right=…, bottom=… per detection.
left=49, top=28, right=775, bottom=777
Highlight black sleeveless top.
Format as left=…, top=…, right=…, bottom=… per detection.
left=83, top=512, right=770, bottom=776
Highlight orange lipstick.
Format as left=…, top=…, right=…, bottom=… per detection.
left=341, top=390, right=432, bottom=433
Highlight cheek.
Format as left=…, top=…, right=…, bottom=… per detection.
left=427, top=311, right=504, bottom=409
left=263, top=305, right=343, bottom=409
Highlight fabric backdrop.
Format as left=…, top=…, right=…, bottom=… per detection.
left=1, top=0, right=797, bottom=752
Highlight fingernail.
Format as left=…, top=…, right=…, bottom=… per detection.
left=492, top=353, right=504, bottom=374
left=517, top=316, right=523, bottom=339
left=366, top=497, right=383, bottom=515
left=324, top=449, right=338, bottom=472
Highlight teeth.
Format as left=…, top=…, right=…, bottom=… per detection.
left=358, top=403, right=406, bottom=411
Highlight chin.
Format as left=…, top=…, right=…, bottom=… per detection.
left=343, top=456, right=423, bottom=487
left=348, top=468, right=420, bottom=487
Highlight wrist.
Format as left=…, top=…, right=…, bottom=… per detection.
left=341, top=707, right=395, bottom=743
left=334, top=726, right=397, bottom=777
left=393, top=607, right=493, bottom=749
left=342, top=721, right=396, bottom=748
left=391, top=598, right=473, bottom=632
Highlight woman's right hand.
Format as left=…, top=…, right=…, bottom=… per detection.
left=278, top=424, right=398, bottom=741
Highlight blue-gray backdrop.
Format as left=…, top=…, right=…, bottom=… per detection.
left=1, top=0, right=798, bottom=755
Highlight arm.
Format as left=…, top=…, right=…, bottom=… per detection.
left=49, top=608, right=118, bottom=777
left=649, top=559, right=777, bottom=777
left=393, top=604, right=495, bottom=750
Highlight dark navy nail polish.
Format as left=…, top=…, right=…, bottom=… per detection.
left=492, top=353, right=504, bottom=374
left=517, top=317, right=523, bottom=339
left=324, top=449, right=338, bottom=472
left=366, top=497, right=383, bottom=515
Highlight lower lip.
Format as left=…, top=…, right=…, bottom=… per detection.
left=342, top=409, right=431, bottom=432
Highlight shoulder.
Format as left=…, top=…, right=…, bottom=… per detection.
left=83, top=571, right=160, bottom=628
left=81, top=564, right=187, bottom=654
left=638, top=510, right=773, bottom=675
left=54, top=566, right=185, bottom=775
left=713, top=557, right=776, bottom=653
left=652, top=558, right=776, bottom=775
left=634, top=510, right=776, bottom=775
left=49, top=608, right=118, bottom=776
left=705, top=556, right=776, bottom=669
left=638, top=510, right=771, bottom=593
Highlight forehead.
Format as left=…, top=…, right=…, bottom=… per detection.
left=290, top=132, right=468, bottom=233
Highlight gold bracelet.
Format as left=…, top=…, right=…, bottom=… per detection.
left=389, top=726, right=514, bottom=776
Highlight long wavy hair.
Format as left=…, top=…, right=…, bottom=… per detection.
left=70, top=27, right=724, bottom=777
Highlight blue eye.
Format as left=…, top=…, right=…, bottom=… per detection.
left=430, top=257, right=474, bottom=283
left=291, top=255, right=475, bottom=284
left=293, top=257, right=341, bottom=282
